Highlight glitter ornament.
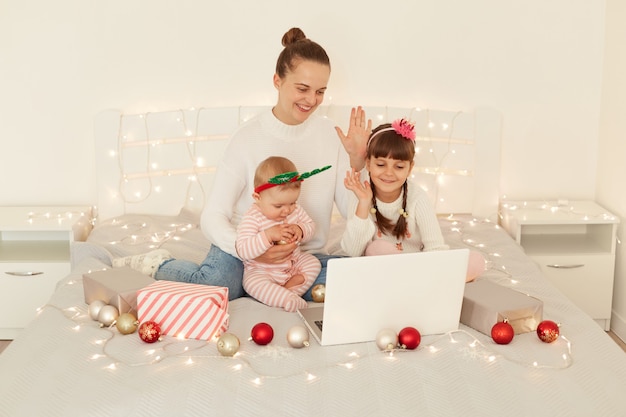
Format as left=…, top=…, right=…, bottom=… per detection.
left=398, top=326, right=421, bottom=349
left=286, top=325, right=310, bottom=348
left=375, top=328, right=398, bottom=351
left=97, top=305, right=119, bottom=327
left=115, top=312, right=139, bottom=335
left=217, top=333, right=240, bottom=356
left=491, top=320, right=515, bottom=345
left=311, top=284, right=325, bottom=303
left=138, top=320, right=161, bottom=343
left=88, top=300, right=106, bottom=321
left=537, top=320, right=560, bottom=343
left=250, top=322, right=274, bottom=345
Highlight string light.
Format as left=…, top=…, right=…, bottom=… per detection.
left=104, top=105, right=485, bottom=250
left=115, top=108, right=220, bottom=209
left=99, top=219, right=197, bottom=249
left=405, top=109, right=476, bottom=214
left=110, top=106, right=481, bottom=219
left=50, top=214, right=572, bottom=378
left=500, top=200, right=618, bottom=222
left=37, top=245, right=575, bottom=387
left=26, top=209, right=92, bottom=225
left=34, top=106, right=577, bottom=385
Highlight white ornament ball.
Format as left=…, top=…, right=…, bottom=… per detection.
left=286, top=325, right=310, bottom=348
left=97, top=305, right=119, bottom=327
left=88, top=300, right=106, bottom=321
left=375, top=328, right=398, bottom=351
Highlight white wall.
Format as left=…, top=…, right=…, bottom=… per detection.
left=597, top=0, right=626, bottom=340
left=0, top=0, right=606, bottom=208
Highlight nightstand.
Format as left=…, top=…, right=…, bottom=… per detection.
left=0, top=206, right=93, bottom=339
left=499, top=200, right=619, bottom=330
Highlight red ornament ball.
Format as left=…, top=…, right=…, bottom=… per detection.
left=398, top=326, right=421, bottom=350
left=250, top=322, right=274, bottom=345
left=138, top=320, right=161, bottom=343
left=491, top=321, right=515, bottom=345
left=537, top=320, right=560, bottom=343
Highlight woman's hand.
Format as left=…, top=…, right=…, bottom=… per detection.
left=335, top=106, right=371, bottom=171
left=255, top=242, right=296, bottom=264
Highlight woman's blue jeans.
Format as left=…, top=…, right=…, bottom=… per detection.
left=155, top=245, right=342, bottom=301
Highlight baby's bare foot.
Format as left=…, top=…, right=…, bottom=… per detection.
left=284, top=274, right=305, bottom=289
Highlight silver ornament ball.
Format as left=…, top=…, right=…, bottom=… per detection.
left=286, top=325, right=310, bottom=348
left=375, top=328, right=398, bottom=351
left=88, top=300, right=106, bottom=321
left=97, top=305, right=119, bottom=327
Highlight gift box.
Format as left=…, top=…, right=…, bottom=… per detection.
left=83, top=267, right=155, bottom=316
left=137, top=281, right=229, bottom=341
left=460, top=279, right=543, bottom=335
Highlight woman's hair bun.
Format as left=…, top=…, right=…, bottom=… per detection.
left=281, top=27, right=306, bottom=47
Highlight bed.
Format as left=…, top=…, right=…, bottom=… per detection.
left=1, top=105, right=625, bottom=417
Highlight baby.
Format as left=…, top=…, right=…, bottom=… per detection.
left=236, top=156, right=330, bottom=312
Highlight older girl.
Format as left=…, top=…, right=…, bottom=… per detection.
left=341, top=119, right=484, bottom=281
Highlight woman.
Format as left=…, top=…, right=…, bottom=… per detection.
left=116, top=28, right=370, bottom=300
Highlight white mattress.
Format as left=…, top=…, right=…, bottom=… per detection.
left=1, top=215, right=625, bottom=417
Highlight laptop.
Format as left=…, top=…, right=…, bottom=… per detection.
left=297, top=249, right=469, bottom=346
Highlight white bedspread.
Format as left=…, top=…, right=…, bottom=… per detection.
left=1, top=216, right=625, bottom=417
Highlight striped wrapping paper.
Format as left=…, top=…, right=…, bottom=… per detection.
left=137, top=280, right=229, bottom=341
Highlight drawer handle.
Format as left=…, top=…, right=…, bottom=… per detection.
left=546, top=264, right=584, bottom=269
left=5, top=271, right=44, bottom=276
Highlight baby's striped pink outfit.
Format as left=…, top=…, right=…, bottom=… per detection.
left=236, top=204, right=320, bottom=312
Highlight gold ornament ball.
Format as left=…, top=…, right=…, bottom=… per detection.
left=286, top=325, right=310, bottom=348
left=311, top=284, right=326, bottom=303
left=115, top=312, right=139, bottom=335
left=88, top=300, right=106, bottom=321
left=217, top=333, right=240, bottom=356
left=97, top=305, right=119, bottom=327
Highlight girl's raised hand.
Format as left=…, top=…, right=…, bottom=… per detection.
left=335, top=106, right=371, bottom=171
left=344, top=168, right=372, bottom=204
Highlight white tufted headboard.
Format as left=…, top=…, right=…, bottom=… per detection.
left=94, top=105, right=501, bottom=222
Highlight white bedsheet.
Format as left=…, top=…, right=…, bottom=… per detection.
left=1, top=216, right=625, bottom=417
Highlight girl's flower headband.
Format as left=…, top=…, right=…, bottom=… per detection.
left=367, top=118, right=416, bottom=147
left=254, top=165, right=332, bottom=193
